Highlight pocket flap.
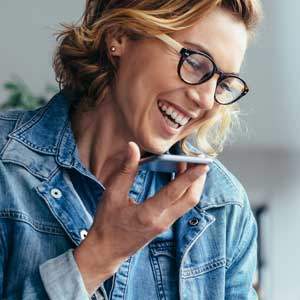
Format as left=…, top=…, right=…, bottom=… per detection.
left=182, top=257, right=226, bottom=278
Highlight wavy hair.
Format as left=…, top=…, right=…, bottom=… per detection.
left=53, top=0, right=262, bottom=156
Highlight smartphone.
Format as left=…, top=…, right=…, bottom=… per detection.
left=138, top=154, right=213, bottom=173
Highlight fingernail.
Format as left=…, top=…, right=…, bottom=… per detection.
left=127, top=142, right=133, bottom=160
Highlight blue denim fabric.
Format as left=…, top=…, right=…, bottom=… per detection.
left=0, top=92, right=258, bottom=300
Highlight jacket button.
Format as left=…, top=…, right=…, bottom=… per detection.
left=50, top=188, right=62, bottom=199
left=80, top=229, right=88, bottom=240
left=188, top=217, right=199, bottom=226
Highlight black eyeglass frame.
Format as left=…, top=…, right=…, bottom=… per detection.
left=178, top=48, right=249, bottom=105
left=155, top=34, right=249, bottom=105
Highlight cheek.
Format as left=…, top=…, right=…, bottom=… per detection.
left=118, top=42, right=180, bottom=103
left=117, top=66, right=177, bottom=121
left=131, top=51, right=179, bottom=96
left=179, top=106, right=219, bottom=138
left=154, top=58, right=181, bottom=91
left=201, top=104, right=220, bottom=121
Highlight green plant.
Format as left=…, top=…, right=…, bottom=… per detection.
left=1, top=76, right=58, bottom=110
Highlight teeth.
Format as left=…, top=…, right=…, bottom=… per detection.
left=166, top=107, right=173, bottom=115
left=164, top=116, right=179, bottom=129
left=180, top=117, right=189, bottom=126
left=175, top=115, right=183, bottom=123
left=171, top=111, right=178, bottom=119
left=158, top=100, right=191, bottom=127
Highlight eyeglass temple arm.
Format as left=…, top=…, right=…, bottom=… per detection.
left=156, top=34, right=183, bottom=53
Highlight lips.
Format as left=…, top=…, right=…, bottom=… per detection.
left=158, top=99, right=196, bottom=119
left=158, top=100, right=192, bottom=127
left=154, top=100, right=189, bottom=137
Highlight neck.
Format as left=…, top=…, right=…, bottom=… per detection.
left=70, top=96, right=138, bottom=185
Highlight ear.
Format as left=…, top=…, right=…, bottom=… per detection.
left=105, top=27, right=129, bottom=57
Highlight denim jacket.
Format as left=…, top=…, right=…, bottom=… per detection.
left=0, top=92, right=258, bottom=300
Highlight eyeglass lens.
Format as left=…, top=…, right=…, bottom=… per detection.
left=180, top=53, right=246, bottom=104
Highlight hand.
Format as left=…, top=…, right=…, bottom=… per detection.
left=74, top=142, right=209, bottom=294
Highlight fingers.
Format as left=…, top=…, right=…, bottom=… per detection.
left=176, top=162, right=187, bottom=174
left=176, top=162, right=205, bottom=175
left=143, top=164, right=209, bottom=214
left=163, top=172, right=207, bottom=223
left=107, top=141, right=140, bottom=196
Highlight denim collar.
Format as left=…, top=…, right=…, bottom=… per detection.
left=3, top=92, right=95, bottom=181
left=8, top=92, right=74, bottom=162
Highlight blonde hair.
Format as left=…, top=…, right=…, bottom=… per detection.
left=54, top=0, right=262, bottom=156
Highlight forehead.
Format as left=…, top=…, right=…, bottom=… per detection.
left=172, top=7, right=248, bottom=73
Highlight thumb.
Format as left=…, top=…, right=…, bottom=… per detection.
left=124, top=141, right=141, bottom=171
left=110, top=141, right=141, bottom=194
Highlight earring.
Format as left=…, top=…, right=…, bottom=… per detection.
left=110, top=46, right=116, bottom=52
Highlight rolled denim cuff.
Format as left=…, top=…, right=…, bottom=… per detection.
left=39, top=249, right=90, bottom=300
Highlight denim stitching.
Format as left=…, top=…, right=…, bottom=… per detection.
left=0, top=210, right=64, bottom=235
left=182, top=257, right=226, bottom=278
left=226, top=211, right=256, bottom=270
left=212, top=160, right=242, bottom=196
left=1, top=158, right=59, bottom=180
left=0, top=111, right=24, bottom=157
left=149, top=248, right=167, bottom=300
left=9, top=106, right=59, bottom=154
left=0, top=114, right=20, bottom=121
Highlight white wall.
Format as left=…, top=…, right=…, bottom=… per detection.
left=0, top=0, right=84, bottom=99
left=230, top=0, right=300, bottom=150
left=220, top=148, right=300, bottom=300
left=1, top=1, right=300, bottom=299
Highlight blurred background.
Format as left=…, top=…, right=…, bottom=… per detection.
left=0, top=1, right=299, bottom=299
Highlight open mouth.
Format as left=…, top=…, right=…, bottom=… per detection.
left=157, top=100, right=192, bottom=130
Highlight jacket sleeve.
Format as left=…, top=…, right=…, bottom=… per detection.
left=225, top=207, right=258, bottom=300
left=39, top=249, right=105, bottom=300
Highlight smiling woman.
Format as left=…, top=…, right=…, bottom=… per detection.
left=0, top=0, right=262, bottom=300
left=55, top=0, right=261, bottom=157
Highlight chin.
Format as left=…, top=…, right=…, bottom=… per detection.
left=140, top=144, right=167, bottom=156
left=139, top=137, right=176, bottom=156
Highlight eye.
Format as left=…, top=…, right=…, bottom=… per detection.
left=219, top=81, right=231, bottom=92
left=185, top=56, right=200, bottom=70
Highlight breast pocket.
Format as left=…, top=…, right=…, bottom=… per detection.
left=181, top=257, right=227, bottom=300
left=149, top=241, right=179, bottom=300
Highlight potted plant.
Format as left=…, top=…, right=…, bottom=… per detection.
left=1, top=76, right=57, bottom=110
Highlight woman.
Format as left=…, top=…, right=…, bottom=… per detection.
left=0, top=0, right=262, bottom=299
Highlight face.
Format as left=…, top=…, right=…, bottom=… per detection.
left=109, top=7, right=248, bottom=154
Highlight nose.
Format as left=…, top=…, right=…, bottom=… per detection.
left=185, top=76, right=217, bottom=110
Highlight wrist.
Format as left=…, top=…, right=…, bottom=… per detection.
left=73, top=230, right=123, bottom=294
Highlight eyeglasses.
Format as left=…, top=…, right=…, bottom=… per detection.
left=156, top=34, right=249, bottom=105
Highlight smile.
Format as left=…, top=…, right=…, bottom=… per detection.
left=157, top=100, right=192, bottom=130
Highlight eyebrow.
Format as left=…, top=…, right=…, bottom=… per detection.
left=183, top=40, right=240, bottom=76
